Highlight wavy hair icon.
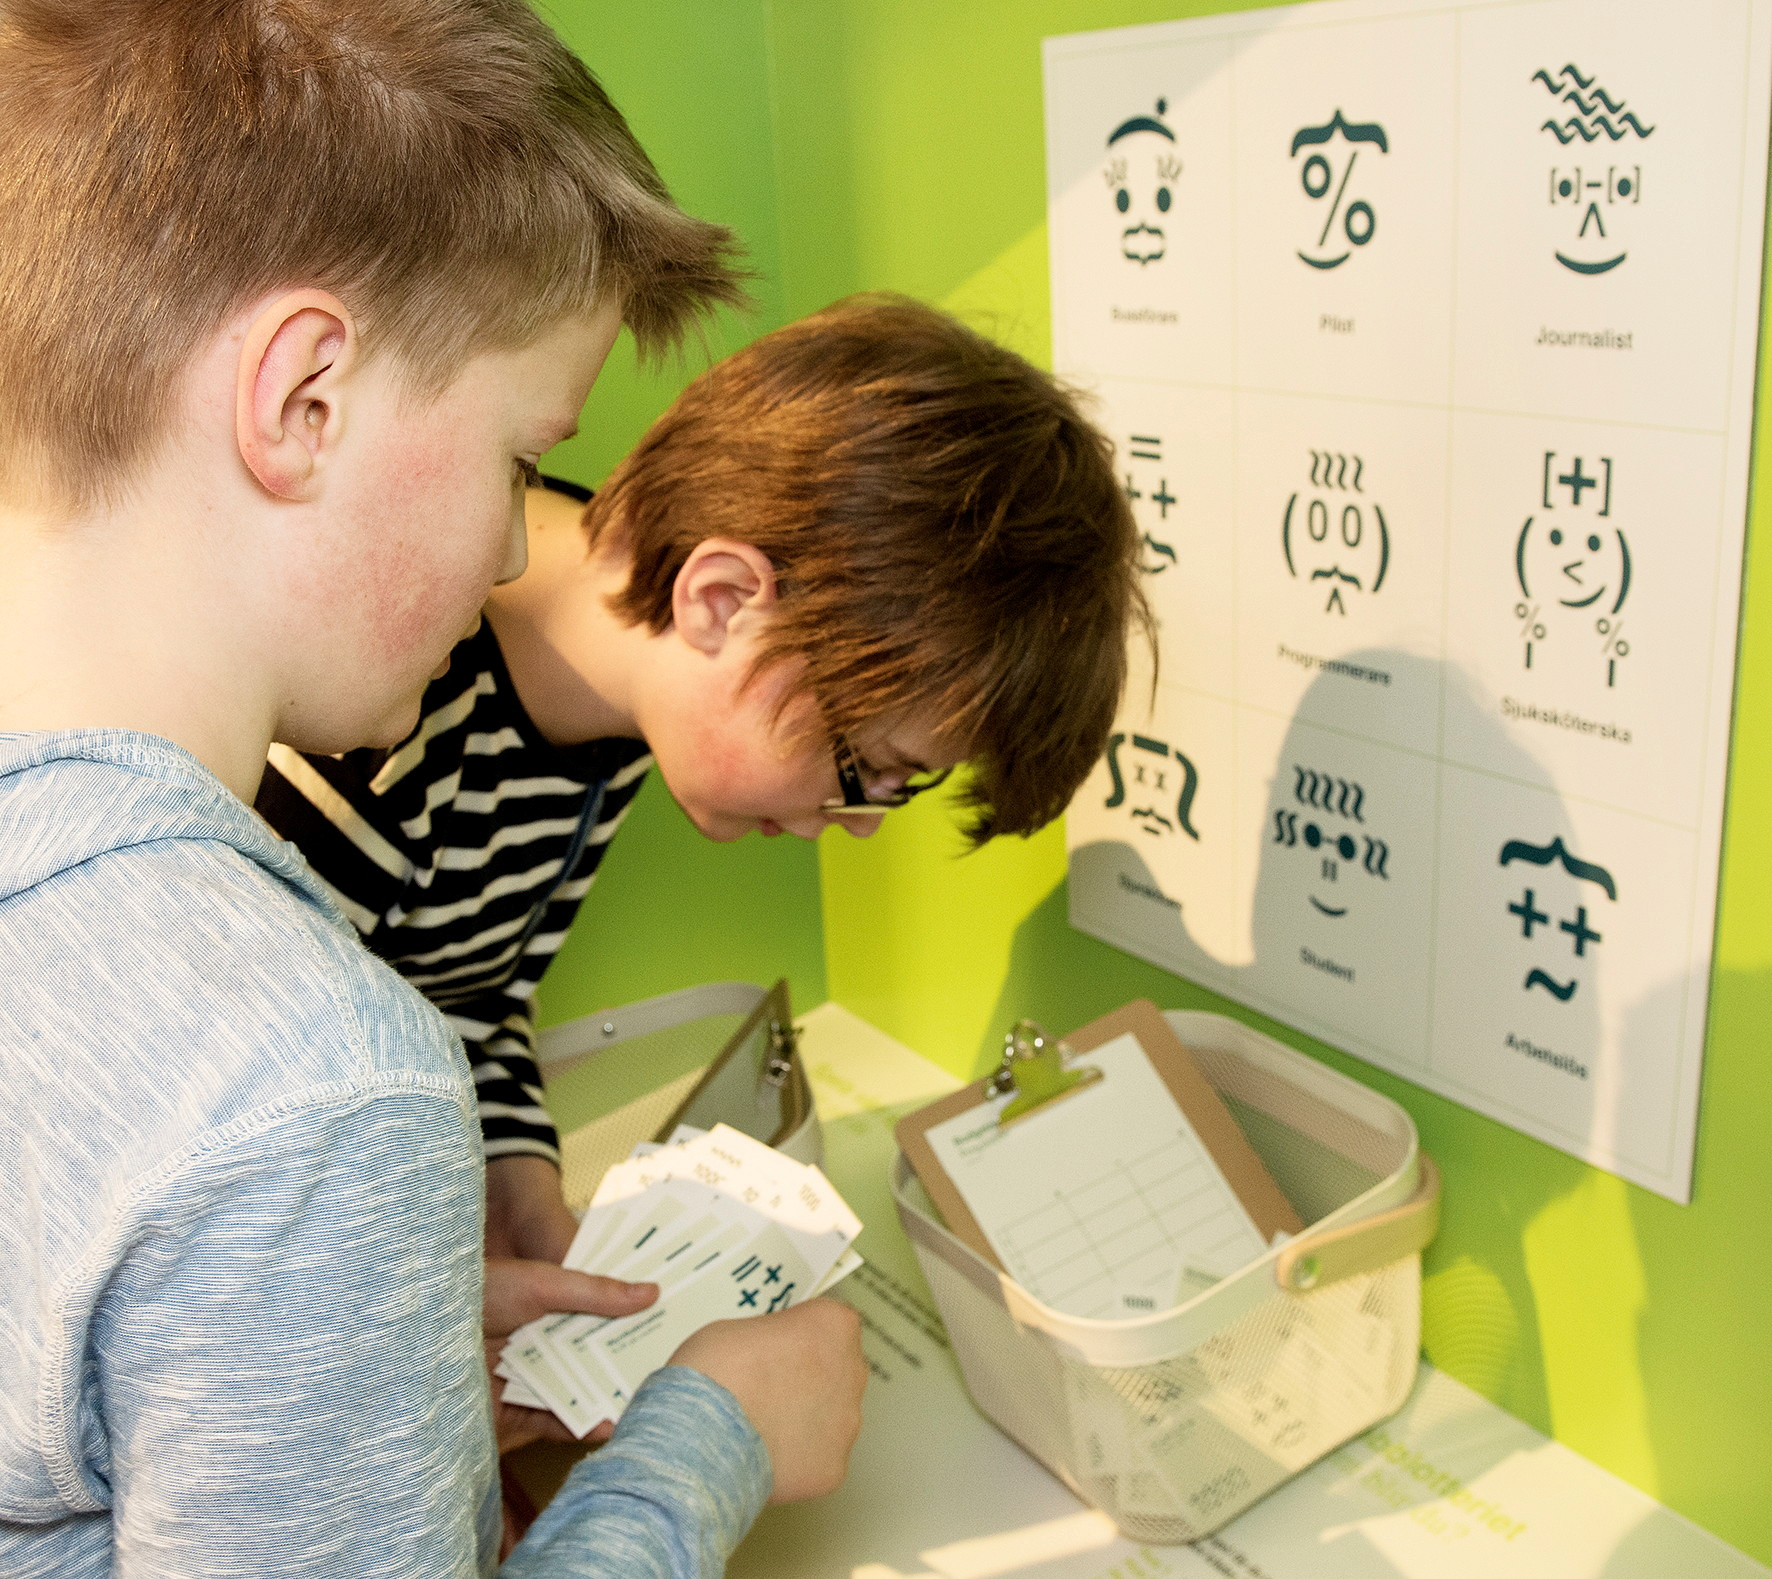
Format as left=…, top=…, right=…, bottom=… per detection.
left=1532, top=64, right=1654, bottom=142
left=1308, top=451, right=1364, bottom=491
left=1292, top=766, right=1365, bottom=822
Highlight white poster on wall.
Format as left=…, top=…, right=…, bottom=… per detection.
left=1049, top=0, right=1772, bottom=1202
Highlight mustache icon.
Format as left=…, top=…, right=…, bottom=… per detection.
left=1122, top=222, right=1166, bottom=264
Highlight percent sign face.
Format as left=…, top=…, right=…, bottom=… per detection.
left=1595, top=616, right=1629, bottom=689
left=1516, top=601, right=1547, bottom=671
left=1291, top=111, right=1389, bottom=271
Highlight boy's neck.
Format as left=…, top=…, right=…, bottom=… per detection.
left=484, top=491, right=649, bottom=748
left=0, top=494, right=280, bottom=802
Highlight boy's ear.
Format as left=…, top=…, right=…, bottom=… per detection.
left=671, top=538, right=778, bottom=656
left=235, top=291, right=357, bottom=501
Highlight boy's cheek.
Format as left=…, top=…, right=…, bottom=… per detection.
left=650, top=668, right=834, bottom=837
left=350, top=470, right=508, bottom=669
left=653, top=752, right=782, bottom=842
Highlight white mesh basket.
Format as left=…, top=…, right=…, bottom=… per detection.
left=891, top=1009, right=1440, bottom=1545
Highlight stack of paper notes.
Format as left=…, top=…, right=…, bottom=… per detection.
left=498, top=1123, right=864, bottom=1437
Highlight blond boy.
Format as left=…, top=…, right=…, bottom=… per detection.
left=0, top=2, right=864, bottom=1573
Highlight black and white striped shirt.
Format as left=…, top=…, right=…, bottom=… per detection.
left=256, top=589, right=651, bottom=1166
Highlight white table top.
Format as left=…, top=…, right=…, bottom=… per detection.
left=727, top=1002, right=1766, bottom=1579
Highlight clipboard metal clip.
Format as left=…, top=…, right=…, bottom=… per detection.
left=764, top=1016, right=798, bottom=1088
left=985, top=1018, right=1103, bottom=1128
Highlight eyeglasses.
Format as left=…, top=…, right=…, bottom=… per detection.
left=820, top=734, right=952, bottom=816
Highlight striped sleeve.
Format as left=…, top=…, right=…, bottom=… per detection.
left=445, top=997, right=560, bottom=1165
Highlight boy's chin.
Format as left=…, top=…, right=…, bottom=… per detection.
left=689, top=812, right=750, bottom=843
left=681, top=803, right=782, bottom=843
left=277, top=692, right=426, bottom=758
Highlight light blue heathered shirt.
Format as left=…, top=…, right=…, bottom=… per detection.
left=0, top=730, right=769, bottom=1576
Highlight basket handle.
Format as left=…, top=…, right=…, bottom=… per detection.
left=534, top=981, right=769, bottom=1068
left=1274, top=1153, right=1441, bottom=1292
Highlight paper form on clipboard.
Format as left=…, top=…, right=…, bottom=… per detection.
left=904, top=1002, right=1302, bottom=1320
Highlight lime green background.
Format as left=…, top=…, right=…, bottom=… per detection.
left=534, top=0, right=1772, bottom=1558
left=530, top=0, right=826, bottom=1023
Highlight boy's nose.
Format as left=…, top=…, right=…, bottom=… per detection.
left=495, top=498, right=530, bottom=584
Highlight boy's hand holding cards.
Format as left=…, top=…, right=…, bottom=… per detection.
left=499, top=1124, right=863, bottom=1438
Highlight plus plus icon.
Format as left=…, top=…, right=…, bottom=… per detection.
left=1556, top=457, right=1599, bottom=506
left=1508, top=888, right=1549, bottom=937
left=1559, top=906, right=1602, bottom=955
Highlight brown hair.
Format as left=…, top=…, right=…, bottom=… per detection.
left=589, top=294, right=1153, bottom=844
left=0, top=0, right=747, bottom=509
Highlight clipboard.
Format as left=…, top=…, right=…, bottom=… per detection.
left=895, top=1000, right=1302, bottom=1280
left=535, top=978, right=823, bottom=1215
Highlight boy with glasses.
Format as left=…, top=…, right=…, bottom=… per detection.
left=257, top=293, right=1150, bottom=1448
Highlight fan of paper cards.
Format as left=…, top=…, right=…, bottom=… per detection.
left=498, top=1123, right=864, bottom=1437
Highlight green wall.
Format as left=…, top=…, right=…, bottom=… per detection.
left=531, top=0, right=826, bottom=1026
left=539, top=0, right=1772, bottom=1560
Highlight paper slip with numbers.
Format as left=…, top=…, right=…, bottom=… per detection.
left=498, top=1123, right=863, bottom=1436
left=898, top=1001, right=1301, bottom=1321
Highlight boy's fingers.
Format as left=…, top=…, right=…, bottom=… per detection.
left=483, top=1257, right=658, bottom=1338
left=525, top=1264, right=658, bottom=1319
left=493, top=1390, right=619, bottom=1456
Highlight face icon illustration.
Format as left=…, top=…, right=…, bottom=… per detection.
left=1282, top=451, right=1390, bottom=615
left=1290, top=110, right=1388, bottom=270
left=1534, top=63, right=1654, bottom=275
left=1105, top=99, right=1183, bottom=265
left=1500, top=836, right=1616, bottom=1001
left=1270, top=766, right=1390, bottom=918
left=1103, top=732, right=1200, bottom=841
left=1121, top=430, right=1179, bottom=574
left=1513, top=452, right=1632, bottom=685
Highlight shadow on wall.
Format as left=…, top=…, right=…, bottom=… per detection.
left=974, top=650, right=1696, bottom=1481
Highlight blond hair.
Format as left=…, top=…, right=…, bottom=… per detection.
left=0, top=0, right=747, bottom=509
left=590, top=296, right=1152, bottom=844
